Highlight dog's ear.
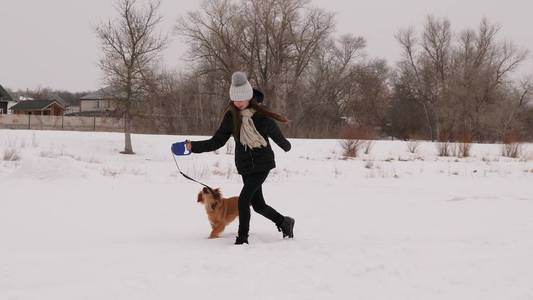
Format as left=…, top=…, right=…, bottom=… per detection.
left=213, top=188, right=222, bottom=200
left=197, top=191, right=204, bottom=203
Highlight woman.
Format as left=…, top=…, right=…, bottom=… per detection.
left=186, top=71, right=295, bottom=245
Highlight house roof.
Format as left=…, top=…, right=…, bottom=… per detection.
left=48, top=94, right=66, bottom=106
left=0, top=84, right=14, bottom=102
left=10, top=100, right=65, bottom=111
left=80, top=86, right=127, bottom=101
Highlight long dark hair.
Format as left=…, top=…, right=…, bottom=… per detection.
left=223, top=98, right=288, bottom=140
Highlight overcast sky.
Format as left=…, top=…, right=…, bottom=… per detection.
left=1, top=0, right=532, bottom=92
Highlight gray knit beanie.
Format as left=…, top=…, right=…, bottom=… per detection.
left=229, top=72, right=253, bottom=101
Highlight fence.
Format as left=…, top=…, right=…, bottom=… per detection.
left=0, top=114, right=124, bottom=132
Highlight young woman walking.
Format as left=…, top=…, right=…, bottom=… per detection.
left=185, top=71, right=295, bottom=245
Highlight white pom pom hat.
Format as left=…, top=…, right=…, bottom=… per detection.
left=229, top=71, right=253, bottom=101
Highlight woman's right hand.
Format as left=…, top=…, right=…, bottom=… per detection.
left=186, top=140, right=192, bottom=151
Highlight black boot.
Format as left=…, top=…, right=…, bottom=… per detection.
left=234, top=235, right=249, bottom=245
left=277, top=216, right=295, bottom=238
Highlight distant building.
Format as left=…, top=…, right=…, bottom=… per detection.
left=0, top=84, right=16, bottom=114
left=10, top=100, right=65, bottom=116
left=75, top=86, right=128, bottom=116
left=65, top=105, right=81, bottom=115
left=47, top=94, right=67, bottom=107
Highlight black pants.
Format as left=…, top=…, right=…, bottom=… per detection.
left=238, top=171, right=284, bottom=237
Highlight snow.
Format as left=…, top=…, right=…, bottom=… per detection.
left=1, top=129, right=532, bottom=299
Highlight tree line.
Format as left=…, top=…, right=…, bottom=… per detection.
left=135, top=0, right=531, bottom=143
left=8, top=0, right=532, bottom=151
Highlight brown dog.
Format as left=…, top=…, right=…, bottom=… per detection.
left=197, top=187, right=239, bottom=239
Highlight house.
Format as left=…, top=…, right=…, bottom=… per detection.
left=0, top=84, right=16, bottom=114
left=10, top=99, right=65, bottom=116
left=65, top=105, right=81, bottom=115
left=75, top=86, right=128, bottom=116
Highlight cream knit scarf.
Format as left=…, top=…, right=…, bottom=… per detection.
left=239, top=108, right=267, bottom=150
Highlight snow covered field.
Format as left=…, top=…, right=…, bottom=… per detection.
left=1, top=129, right=532, bottom=299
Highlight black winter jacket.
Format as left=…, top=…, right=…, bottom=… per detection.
left=190, top=111, right=291, bottom=175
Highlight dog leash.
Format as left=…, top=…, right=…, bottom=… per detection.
left=171, top=152, right=215, bottom=194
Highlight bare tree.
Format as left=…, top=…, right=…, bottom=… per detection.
left=96, top=0, right=167, bottom=154
left=293, top=34, right=366, bottom=137
left=497, top=77, right=532, bottom=139
left=176, top=0, right=335, bottom=123
left=396, top=26, right=436, bottom=140
left=395, top=16, right=529, bottom=142
left=345, top=59, right=391, bottom=131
